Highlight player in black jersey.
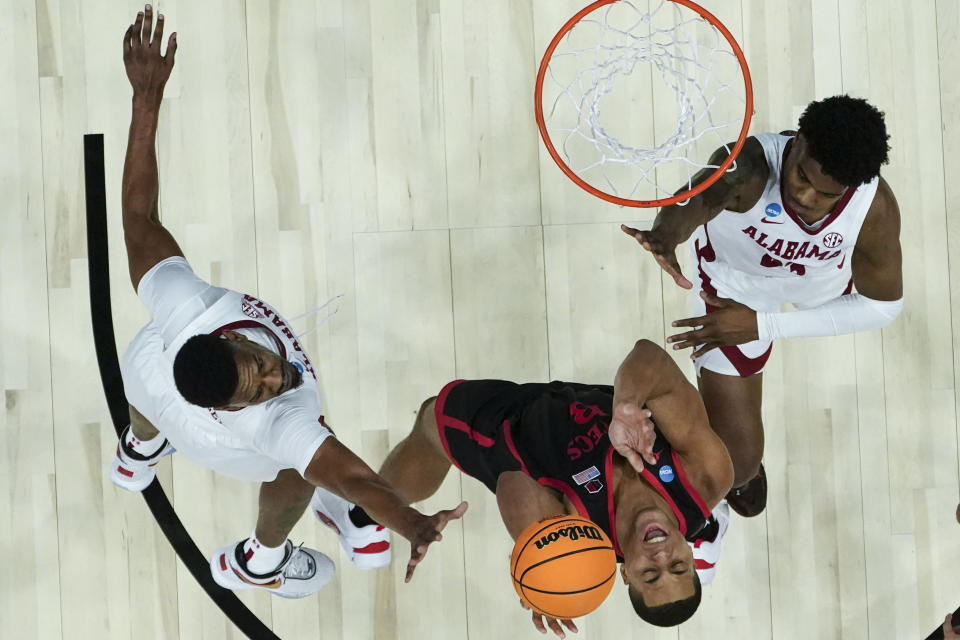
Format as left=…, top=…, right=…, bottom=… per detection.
left=378, top=339, right=734, bottom=635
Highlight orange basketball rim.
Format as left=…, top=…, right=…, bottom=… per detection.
left=535, top=0, right=754, bottom=208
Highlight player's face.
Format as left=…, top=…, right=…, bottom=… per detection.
left=619, top=514, right=697, bottom=607
left=781, top=134, right=847, bottom=219
left=223, top=334, right=303, bottom=407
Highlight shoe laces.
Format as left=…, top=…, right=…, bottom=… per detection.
left=279, top=543, right=316, bottom=580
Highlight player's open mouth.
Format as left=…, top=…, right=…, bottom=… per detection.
left=643, top=524, right=668, bottom=544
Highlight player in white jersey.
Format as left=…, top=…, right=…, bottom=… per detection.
left=622, top=96, right=903, bottom=517
left=111, top=5, right=466, bottom=598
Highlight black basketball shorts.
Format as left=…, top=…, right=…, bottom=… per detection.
left=433, top=379, right=527, bottom=493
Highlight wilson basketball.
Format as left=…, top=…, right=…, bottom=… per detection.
left=510, top=515, right=617, bottom=619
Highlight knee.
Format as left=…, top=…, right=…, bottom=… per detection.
left=729, top=442, right=763, bottom=487
left=412, top=396, right=443, bottom=451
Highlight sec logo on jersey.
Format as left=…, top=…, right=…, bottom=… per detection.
left=823, top=231, right=843, bottom=248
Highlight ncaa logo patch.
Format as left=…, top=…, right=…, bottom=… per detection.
left=658, top=465, right=675, bottom=483
left=823, top=231, right=843, bottom=248
left=764, top=203, right=782, bottom=217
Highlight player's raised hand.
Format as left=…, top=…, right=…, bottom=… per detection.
left=943, top=613, right=960, bottom=639
left=620, top=224, right=693, bottom=290
left=520, top=599, right=579, bottom=639
left=668, top=291, right=759, bottom=358
left=403, top=501, right=468, bottom=582
left=123, top=4, right=177, bottom=102
left=609, top=402, right=657, bottom=473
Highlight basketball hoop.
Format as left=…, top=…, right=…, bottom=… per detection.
left=535, top=0, right=754, bottom=208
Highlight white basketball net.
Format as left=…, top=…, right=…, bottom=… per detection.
left=539, top=0, right=750, bottom=204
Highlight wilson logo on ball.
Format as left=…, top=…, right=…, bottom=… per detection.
left=533, top=524, right=604, bottom=550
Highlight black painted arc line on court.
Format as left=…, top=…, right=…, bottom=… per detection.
left=84, top=133, right=281, bottom=640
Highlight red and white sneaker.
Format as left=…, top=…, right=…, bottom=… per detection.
left=210, top=539, right=335, bottom=598
left=109, top=425, right=176, bottom=492
left=311, top=487, right=391, bottom=569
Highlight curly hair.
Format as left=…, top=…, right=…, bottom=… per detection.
left=797, top=95, right=890, bottom=187
left=172, top=334, right=239, bottom=407
left=628, top=573, right=702, bottom=627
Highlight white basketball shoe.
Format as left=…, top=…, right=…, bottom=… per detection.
left=210, top=539, right=335, bottom=598
left=109, top=425, right=176, bottom=492
left=310, top=487, right=392, bottom=569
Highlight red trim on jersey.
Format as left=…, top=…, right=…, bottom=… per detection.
left=639, top=469, right=689, bottom=536
left=669, top=450, right=711, bottom=519
left=434, top=380, right=470, bottom=474
left=842, top=278, right=854, bottom=295
left=603, top=448, right=623, bottom=558
left=537, top=476, right=589, bottom=522
left=434, top=380, right=497, bottom=456
left=696, top=233, right=773, bottom=378
left=503, top=421, right=532, bottom=476
left=695, top=559, right=716, bottom=570
left=780, top=139, right=855, bottom=235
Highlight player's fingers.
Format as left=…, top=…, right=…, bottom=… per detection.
left=673, top=270, right=694, bottom=290
left=166, top=33, right=177, bottom=64
left=562, top=619, right=579, bottom=633
left=531, top=612, right=547, bottom=634
left=546, top=617, right=566, bottom=638
left=132, top=11, right=144, bottom=46
left=123, top=24, right=134, bottom=54
left=666, top=328, right=702, bottom=344
left=620, top=224, right=642, bottom=239
left=700, top=290, right=728, bottom=307
left=152, top=12, right=165, bottom=47
left=669, top=337, right=704, bottom=351
left=671, top=315, right=708, bottom=329
left=691, top=342, right=720, bottom=359
left=619, top=447, right=648, bottom=472
left=142, top=5, right=153, bottom=46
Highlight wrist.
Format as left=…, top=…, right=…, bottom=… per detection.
left=132, top=93, right=163, bottom=113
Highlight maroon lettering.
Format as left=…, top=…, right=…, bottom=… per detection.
left=795, top=241, right=810, bottom=259
left=768, top=238, right=784, bottom=256
left=742, top=226, right=758, bottom=239
left=782, top=241, right=799, bottom=260
left=761, top=254, right=783, bottom=268
left=756, top=232, right=769, bottom=248
left=575, top=434, right=594, bottom=454
left=586, top=424, right=603, bottom=444
left=788, top=263, right=806, bottom=276
left=570, top=402, right=609, bottom=425
left=828, top=249, right=842, bottom=260
left=807, top=245, right=829, bottom=259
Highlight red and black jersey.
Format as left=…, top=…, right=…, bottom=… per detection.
left=435, top=379, right=713, bottom=560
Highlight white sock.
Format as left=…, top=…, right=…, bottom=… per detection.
left=124, top=426, right=166, bottom=457
left=243, top=533, right=287, bottom=574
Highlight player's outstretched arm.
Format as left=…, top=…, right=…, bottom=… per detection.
left=620, top=137, right=767, bottom=290
left=610, top=340, right=733, bottom=503
left=121, top=4, right=183, bottom=291
left=304, top=437, right=467, bottom=582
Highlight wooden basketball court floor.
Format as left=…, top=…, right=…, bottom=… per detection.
left=2, top=0, right=959, bottom=638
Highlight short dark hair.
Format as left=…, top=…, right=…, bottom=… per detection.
left=628, top=573, right=702, bottom=627
left=172, top=334, right=239, bottom=407
left=797, top=95, right=890, bottom=187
